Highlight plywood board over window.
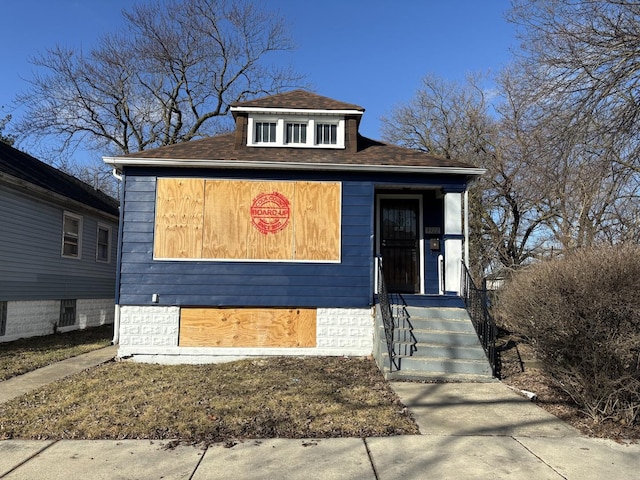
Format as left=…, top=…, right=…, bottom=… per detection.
left=154, top=178, right=341, bottom=262
left=155, top=178, right=204, bottom=259
left=294, top=182, right=341, bottom=261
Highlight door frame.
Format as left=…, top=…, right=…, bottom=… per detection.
left=375, top=193, right=425, bottom=294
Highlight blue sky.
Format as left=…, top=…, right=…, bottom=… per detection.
left=0, top=0, right=516, bottom=160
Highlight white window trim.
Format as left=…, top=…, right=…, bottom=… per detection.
left=247, top=115, right=345, bottom=149
left=61, top=211, right=83, bottom=259
left=96, top=223, right=112, bottom=263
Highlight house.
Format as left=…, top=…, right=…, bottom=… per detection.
left=104, top=90, right=490, bottom=377
left=0, top=142, right=119, bottom=342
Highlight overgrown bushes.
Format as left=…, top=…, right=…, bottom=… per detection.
left=497, top=245, right=640, bottom=426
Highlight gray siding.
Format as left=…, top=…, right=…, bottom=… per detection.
left=0, top=184, right=118, bottom=301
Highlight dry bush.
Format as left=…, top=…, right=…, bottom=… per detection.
left=497, top=245, right=640, bottom=425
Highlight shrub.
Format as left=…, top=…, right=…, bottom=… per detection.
left=497, top=245, right=640, bottom=425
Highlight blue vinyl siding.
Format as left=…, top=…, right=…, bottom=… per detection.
left=0, top=184, right=118, bottom=301
left=117, top=173, right=374, bottom=308
left=117, top=169, right=468, bottom=308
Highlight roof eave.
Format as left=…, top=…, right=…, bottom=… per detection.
left=103, top=157, right=486, bottom=176
left=0, top=171, right=119, bottom=220
left=229, top=106, right=364, bottom=116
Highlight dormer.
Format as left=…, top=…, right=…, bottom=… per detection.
left=230, top=90, right=365, bottom=153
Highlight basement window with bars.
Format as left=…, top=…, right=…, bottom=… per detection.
left=59, top=299, right=76, bottom=327
left=0, top=301, right=6, bottom=336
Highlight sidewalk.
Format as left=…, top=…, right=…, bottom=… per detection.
left=1, top=349, right=639, bottom=479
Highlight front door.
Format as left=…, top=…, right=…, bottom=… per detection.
left=380, top=198, right=420, bottom=293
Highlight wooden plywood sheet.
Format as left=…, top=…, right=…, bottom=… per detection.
left=246, top=182, right=295, bottom=260
left=154, top=178, right=205, bottom=258
left=179, top=307, right=317, bottom=347
left=203, top=180, right=252, bottom=259
left=155, top=179, right=341, bottom=262
left=293, top=182, right=341, bottom=261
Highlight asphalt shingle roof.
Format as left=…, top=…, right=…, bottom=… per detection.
left=109, top=90, right=480, bottom=173
left=119, top=133, right=474, bottom=170
left=0, top=142, right=119, bottom=216
left=231, top=90, right=365, bottom=112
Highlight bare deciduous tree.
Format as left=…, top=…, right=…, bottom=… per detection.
left=0, top=112, right=14, bottom=146
left=509, top=0, right=640, bottom=250
left=509, top=0, right=640, bottom=169
left=14, top=0, right=304, bottom=157
left=381, top=73, right=556, bottom=275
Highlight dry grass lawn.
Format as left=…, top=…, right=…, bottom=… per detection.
left=0, top=325, right=113, bottom=381
left=0, top=356, right=418, bottom=444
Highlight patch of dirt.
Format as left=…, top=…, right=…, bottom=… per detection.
left=497, top=333, right=639, bottom=442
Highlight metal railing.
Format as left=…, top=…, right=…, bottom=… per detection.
left=377, top=258, right=400, bottom=372
left=461, top=262, right=498, bottom=377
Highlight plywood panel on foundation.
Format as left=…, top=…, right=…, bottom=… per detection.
left=179, top=307, right=317, bottom=347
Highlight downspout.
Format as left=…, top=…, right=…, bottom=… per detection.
left=111, top=169, right=125, bottom=345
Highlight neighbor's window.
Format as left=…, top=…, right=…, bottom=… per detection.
left=316, top=123, right=337, bottom=145
left=255, top=122, right=277, bottom=143
left=59, top=299, right=76, bottom=327
left=62, top=212, right=82, bottom=258
left=285, top=122, right=307, bottom=144
left=96, top=224, right=111, bottom=263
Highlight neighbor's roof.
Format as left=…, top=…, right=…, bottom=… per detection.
left=0, top=142, right=119, bottom=216
left=230, top=90, right=365, bottom=113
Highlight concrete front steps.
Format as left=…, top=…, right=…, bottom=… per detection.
left=380, top=306, right=495, bottom=382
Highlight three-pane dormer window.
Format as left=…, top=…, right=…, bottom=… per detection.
left=255, top=122, right=277, bottom=143
left=286, top=122, right=307, bottom=144
left=248, top=116, right=344, bottom=148
left=316, top=123, right=337, bottom=145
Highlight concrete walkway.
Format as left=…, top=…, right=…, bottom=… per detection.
left=1, top=349, right=639, bottom=479
left=0, top=345, right=117, bottom=404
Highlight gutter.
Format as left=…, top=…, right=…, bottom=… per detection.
left=103, top=157, right=486, bottom=176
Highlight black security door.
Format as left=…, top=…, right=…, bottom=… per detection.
left=380, top=198, right=420, bottom=293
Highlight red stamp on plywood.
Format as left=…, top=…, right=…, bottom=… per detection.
left=250, top=192, right=291, bottom=234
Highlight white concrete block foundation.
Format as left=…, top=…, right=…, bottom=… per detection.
left=0, top=298, right=114, bottom=343
left=116, top=305, right=374, bottom=364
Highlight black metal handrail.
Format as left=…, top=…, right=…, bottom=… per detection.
left=461, top=262, right=498, bottom=377
left=377, top=258, right=399, bottom=372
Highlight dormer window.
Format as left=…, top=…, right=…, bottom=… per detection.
left=316, top=123, right=337, bottom=145
left=255, top=122, right=277, bottom=143
left=230, top=91, right=364, bottom=152
left=286, top=122, right=307, bottom=144
left=246, top=116, right=345, bottom=149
